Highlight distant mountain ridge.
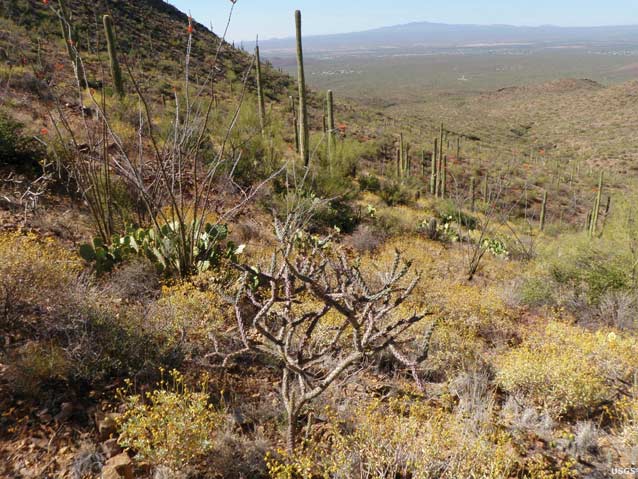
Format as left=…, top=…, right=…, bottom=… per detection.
left=256, top=21, right=638, bottom=54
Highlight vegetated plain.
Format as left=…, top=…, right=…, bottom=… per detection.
left=1, top=2, right=638, bottom=479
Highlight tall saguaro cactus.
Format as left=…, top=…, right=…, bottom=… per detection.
left=437, top=124, right=445, bottom=197
left=255, top=44, right=266, bottom=135
left=399, top=133, right=405, bottom=178
left=589, top=171, right=604, bottom=238
left=540, top=190, right=548, bottom=231
left=483, top=173, right=489, bottom=202
left=295, top=10, right=310, bottom=166
left=441, top=155, right=447, bottom=198
left=469, top=177, right=476, bottom=211
left=326, top=90, right=336, bottom=162
left=430, top=138, right=438, bottom=195
left=103, top=15, right=125, bottom=97
left=289, top=96, right=300, bottom=154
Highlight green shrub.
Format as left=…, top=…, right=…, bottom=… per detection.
left=436, top=201, right=478, bottom=230
left=0, top=112, right=43, bottom=170
left=358, top=173, right=381, bottom=193
left=519, top=277, right=555, bottom=306
left=379, top=180, right=412, bottom=206
left=547, top=243, right=630, bottom=305
left=311, top=199, right=359, bottom=234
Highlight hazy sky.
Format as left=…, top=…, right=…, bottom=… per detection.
left=170, top=0, right=638, bottom=41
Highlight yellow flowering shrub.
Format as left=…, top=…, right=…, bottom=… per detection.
left=0, top=232, right=81, bottom=323
left=617, top=393, right=638, bottom=461
left=150, top=281, right=230, bottom=355
left=118, top=370, right=224, bottom=472
left=269, top=398, right=518, bottom=479
left=496, top=321, right=638, bottom=418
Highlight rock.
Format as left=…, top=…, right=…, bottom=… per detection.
left=101, top=438, right=123, bottom=459
left=101, top=453, right=132, bottom=479
left=37, top=409, right=52, bottom=423
left=96, top=412, right=120, bottom=441
left=54, top=402, right=74, bottom=422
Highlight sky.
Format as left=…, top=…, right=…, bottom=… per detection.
left=169, top=0, right=638, bottom=42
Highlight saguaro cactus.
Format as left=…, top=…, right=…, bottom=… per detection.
left=441, top=155, right=447, bottom=198
left=430, top=138, right=438, bottom=195
left=255, top=44, right=266, bottom=135
left=103, top=15, right=125, bottom=97
left=589, top=171, right=604, bottom=238
left=469, top=177, right=476, bottom=211
left=327, top=90, right=335, bottom=155
left=399, top=133, right=405, bottom=178
left=421, top=150, right=426, bottom=176
left=437, top=124, right=445, bottom=196
left=295, top=11, right=309, bottom=166
left=483, top=173, right=489, bottom=202
left=540, top=190, right=548, bottom=231
left=289, top=96, right=300, bottom=154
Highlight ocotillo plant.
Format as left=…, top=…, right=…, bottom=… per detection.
left=295, top=10, right=309, bottom=166
left=289, top=96, right=300, bottom=154
left=540, top=190, right=548, bottom=231
left=255, top=43, right=266, bottom=135
left=327, top=90, right=336, bottom=162
left=58, top=0, right=86, bottom=88
left=103, top=15, right=125, bottom=98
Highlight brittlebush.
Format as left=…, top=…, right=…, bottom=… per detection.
left=496, top=321, right=638, bottom=418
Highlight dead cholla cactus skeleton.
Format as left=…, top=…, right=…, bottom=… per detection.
left=233, top=212, right=435, bottom=451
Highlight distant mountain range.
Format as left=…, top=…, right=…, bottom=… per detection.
left=255, top=22, right=638, bottom=55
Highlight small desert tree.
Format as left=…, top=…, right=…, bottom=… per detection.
left=232, top=201, right=435, bottom=452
